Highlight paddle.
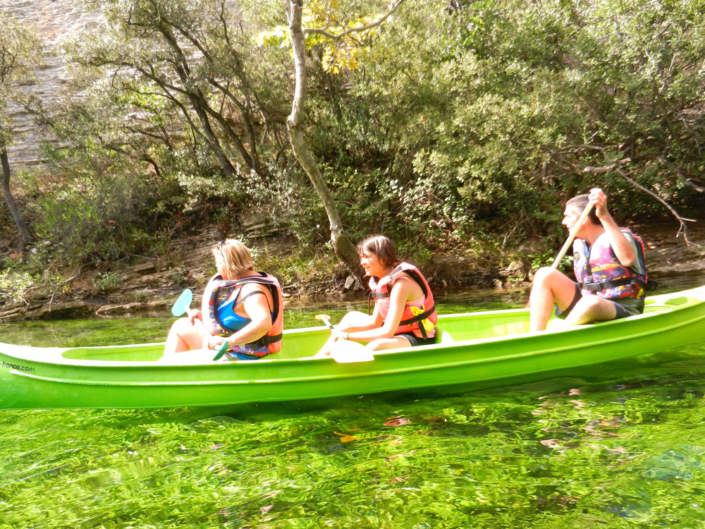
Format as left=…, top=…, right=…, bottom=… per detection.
left=315, top=314, right=335, bottom=330
left=171, top=289, right=193, bottom=317
left=525, top=202, right=594, bottom=308
left=212, top=341, right=230, bottom=361
left=315, top=314, right=374, bottom=363
left=550, top=202, right=594, bottom=270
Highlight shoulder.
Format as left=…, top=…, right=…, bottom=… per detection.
left=241, top=282, right=269, bottom=296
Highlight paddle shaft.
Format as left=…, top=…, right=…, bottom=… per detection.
left=525, top=201, right=593, bottom=309
left=315, top=315, right=335, bottom=330
left=212, top=341, right=230, bottom=361
left=550, top=202, right=594, bottom=269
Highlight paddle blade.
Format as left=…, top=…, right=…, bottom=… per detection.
left=315, top=314, right=334, bottom=329
left=213, top=341, right=229, bottom=361
left=171, top=289, right=193, bottom=317
left=331, top=340, right=374, bottom=363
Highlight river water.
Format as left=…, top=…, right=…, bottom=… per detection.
left=1, top=275, right=705, bottom=528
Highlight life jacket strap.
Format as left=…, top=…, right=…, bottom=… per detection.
left=581, top=277, right=650, bottom=292
left=254, top=333, right=282, bottom=346
left=398, top=305, right=435, bottom=326
left=369, top=292, right=389, bottom=299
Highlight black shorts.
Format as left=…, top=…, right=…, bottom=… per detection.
left=396, top=333, right=437, bottom=347
left=554, top=283, right=645, bottom=320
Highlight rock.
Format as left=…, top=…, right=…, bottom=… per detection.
left=343, top=275, right=357, bottom=292
left=96, top=299, right=171, bottom=317
left=132, top=261, right=159, bottom=275
left=499, top=259, right=527, bottom=279
left=0, top=299, right=96, bottom=322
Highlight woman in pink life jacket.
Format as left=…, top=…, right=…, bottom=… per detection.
left=163, top=239, right=283, bottom=360
left=316, top=235, right=438, bottom=357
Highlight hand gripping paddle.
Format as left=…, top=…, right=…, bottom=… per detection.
left=212, top=341, right=229, bottom=361
left=315, top=314, right=373, bottom=363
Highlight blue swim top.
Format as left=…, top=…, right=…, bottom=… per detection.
left=217, top=287, right=273, bottom=333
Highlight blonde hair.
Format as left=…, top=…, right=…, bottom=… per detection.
left=213, top=239, right=254, bottom=277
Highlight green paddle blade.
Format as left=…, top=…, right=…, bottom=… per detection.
left=171, top=289, right=193, bottom=317
left=213, top=341, right=229, bottom=361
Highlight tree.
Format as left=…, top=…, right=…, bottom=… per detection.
left=74, top=0, right=284, bottom=180
left=282, top=0, right=405, bottom=283
left=0, top=13, right=40, bottom=245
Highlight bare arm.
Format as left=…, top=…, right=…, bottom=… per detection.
left=206, top=286, right=273, bottom=349
left=590, top=188, right=636, bottom=266
left=338, top=306, right=382, bottom=333
left=343, top=277, right=416, bottom=342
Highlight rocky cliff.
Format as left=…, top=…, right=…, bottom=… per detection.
left=1, top=0, right=101, bottom=167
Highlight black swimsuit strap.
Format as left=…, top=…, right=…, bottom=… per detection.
left=232, top=289, right=272, bottom=313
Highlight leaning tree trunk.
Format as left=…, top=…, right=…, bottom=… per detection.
left=1, top=147, right=32, bottom=244
left=285, top=0, right=364, bottom=285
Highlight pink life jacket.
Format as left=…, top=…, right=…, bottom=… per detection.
left=368, top=262, right=437, bottom=339
left=573, top=228, right=649, bottom=301
left=201, top=272, right=284, bottom=357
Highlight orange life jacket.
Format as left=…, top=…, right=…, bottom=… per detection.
left=368, top=262, right=437, bottom=339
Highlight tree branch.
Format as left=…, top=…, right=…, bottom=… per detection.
left=582, top=157, right=632, bottom=174
left=615, top=169, right=697, bottom=246
left=304, top=0, right=406, bottom=39
left=658, top=156, right=705, bottom=193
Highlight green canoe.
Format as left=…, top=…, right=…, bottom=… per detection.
left=2, top=286, right=704, bottom=410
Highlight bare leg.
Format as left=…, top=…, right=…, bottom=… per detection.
left=529, top=267, right=581, bottom=332
left=164, top=318, right=208, bottom=355
left=566, top=296, right=617, bottom=326
left=315, top=311, right=373, bottom=357
left=366, top=336, right=412, bottom=351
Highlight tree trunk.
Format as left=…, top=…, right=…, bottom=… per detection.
left=285, top=0, right=364, bottom=286
left=1, top=147, right=32, bottom=244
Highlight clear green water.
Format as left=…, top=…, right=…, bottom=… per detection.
left=2, top=277, right=705, bottom=528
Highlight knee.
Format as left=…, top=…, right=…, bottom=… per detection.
left=169, top=317, right=192, bottom=335
left=366, top=340, right=383, bottom=352
left=340, top=311, right=370, bottom=326
left=533, top=267, right=559, bottom=287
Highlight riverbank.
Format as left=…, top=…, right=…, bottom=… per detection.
left=0, top=218, right=703, bottom=322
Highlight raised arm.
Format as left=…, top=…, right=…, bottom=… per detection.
left=590, top=188, right=636, bottom=266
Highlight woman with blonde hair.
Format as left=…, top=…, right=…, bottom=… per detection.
left=164, top=239, right=284, bottom=360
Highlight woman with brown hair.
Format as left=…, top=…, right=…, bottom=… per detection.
left=316, top=235, right=437, bottom=357
left=164, top=239, right=283, bottom=360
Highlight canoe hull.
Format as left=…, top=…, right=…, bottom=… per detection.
left=2, top=287, right=705, bottom=409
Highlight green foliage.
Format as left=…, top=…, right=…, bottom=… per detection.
left=527, top=250, right=572, bottom=273
left=28, top=172, right=165, bottom=263
left=0, top=269, right=34, bottom=304
left=9, top=0, right=705, bottom=270
left=92, top=271, right=121, bottom=292
left=0, top=13, right=42, bottom=141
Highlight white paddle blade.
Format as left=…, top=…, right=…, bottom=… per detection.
left=331, top=340, right=374, bottom=363
left=315, top=314, right=334, bottom=329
